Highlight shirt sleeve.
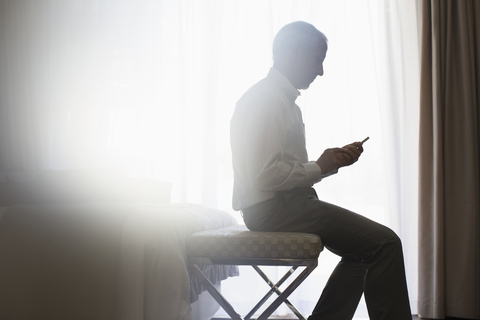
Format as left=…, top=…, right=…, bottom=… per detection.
left=233, top=92, right=322, bottom=192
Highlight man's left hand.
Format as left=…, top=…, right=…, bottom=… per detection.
left=334, top=142, right=363, bottom=167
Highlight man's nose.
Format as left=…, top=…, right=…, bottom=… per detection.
left=318, top=64, right=324, bottom=76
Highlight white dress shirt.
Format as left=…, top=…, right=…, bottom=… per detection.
left=230, top=67, right=325, bottom=211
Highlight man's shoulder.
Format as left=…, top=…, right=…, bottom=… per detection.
left=237, top=76, right=283, bottom=108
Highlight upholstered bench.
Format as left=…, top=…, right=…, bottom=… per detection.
left=186, top=224, right=323, bottom=320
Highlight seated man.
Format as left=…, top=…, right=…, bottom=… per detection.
left=230, top=21, right=412, bottom=320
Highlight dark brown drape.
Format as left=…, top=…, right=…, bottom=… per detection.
left=418, top=0, right=480, bottom=319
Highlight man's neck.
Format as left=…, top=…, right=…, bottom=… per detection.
left=272, top=63, right=300, bottom=90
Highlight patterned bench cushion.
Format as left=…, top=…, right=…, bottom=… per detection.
left=187, top=225, right=323, bottom=259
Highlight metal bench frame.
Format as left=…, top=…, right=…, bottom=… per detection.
left=188, top=256, right=318, bottom=320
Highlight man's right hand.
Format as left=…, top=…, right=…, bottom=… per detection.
left=315, top=148, right=348, bottom=174
left=315, top=145, right=362, bottom=174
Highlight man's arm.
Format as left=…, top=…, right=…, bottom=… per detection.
left=233, top=94, right=322, bottom=192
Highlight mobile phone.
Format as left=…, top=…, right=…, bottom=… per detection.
left=361, top=137, right=370, bottom=145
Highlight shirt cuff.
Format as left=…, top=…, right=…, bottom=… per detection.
left=305, top=162, right=323, bottom=184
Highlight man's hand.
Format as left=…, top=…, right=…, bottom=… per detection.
left=315, top=142, right=364, bottom=174
left=339, top=141, right=363, bottom=166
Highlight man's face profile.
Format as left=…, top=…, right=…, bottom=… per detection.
left=295, top=39, right=327, bottom=90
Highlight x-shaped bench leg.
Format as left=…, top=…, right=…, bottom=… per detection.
left=189, top=261, right=317, bottom=320
left=245, top=265, right=305, bottom=320
left=255, top=264, right=317, bottom=320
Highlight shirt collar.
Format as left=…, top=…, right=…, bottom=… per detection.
left=267, top=67, right=301, bottom=102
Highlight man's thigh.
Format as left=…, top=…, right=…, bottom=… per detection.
left=242, top=188, right=396, bottom=258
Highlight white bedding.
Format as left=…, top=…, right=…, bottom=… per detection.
left=0, top=202, right=238, bottom=320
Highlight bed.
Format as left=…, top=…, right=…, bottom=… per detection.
left=0, top=170, right=238, bottom=320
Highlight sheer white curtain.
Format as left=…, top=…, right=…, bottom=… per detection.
left=0, top=0, right=419, bottom=318
left=212, top=1, right=420, bottom=318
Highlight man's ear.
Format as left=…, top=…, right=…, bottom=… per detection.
left=292, top=43, right=301, bottom=56
left=293, top=44, right=308, bottom=60
left=276, top=45, right=298, bottom=65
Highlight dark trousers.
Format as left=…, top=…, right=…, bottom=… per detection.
left=242, top=188, right=412, bottom=320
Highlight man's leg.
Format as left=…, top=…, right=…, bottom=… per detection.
left=242, top=188, right=412, bottom=320
left=309, top=257, right=365, bottom=319
left=309, top=222, right=411, bottom=320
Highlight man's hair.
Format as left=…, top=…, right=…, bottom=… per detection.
left=272, top=21, right=327, bottom=62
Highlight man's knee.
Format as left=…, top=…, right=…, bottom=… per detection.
left=383, top=227, right=405, bottom=256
